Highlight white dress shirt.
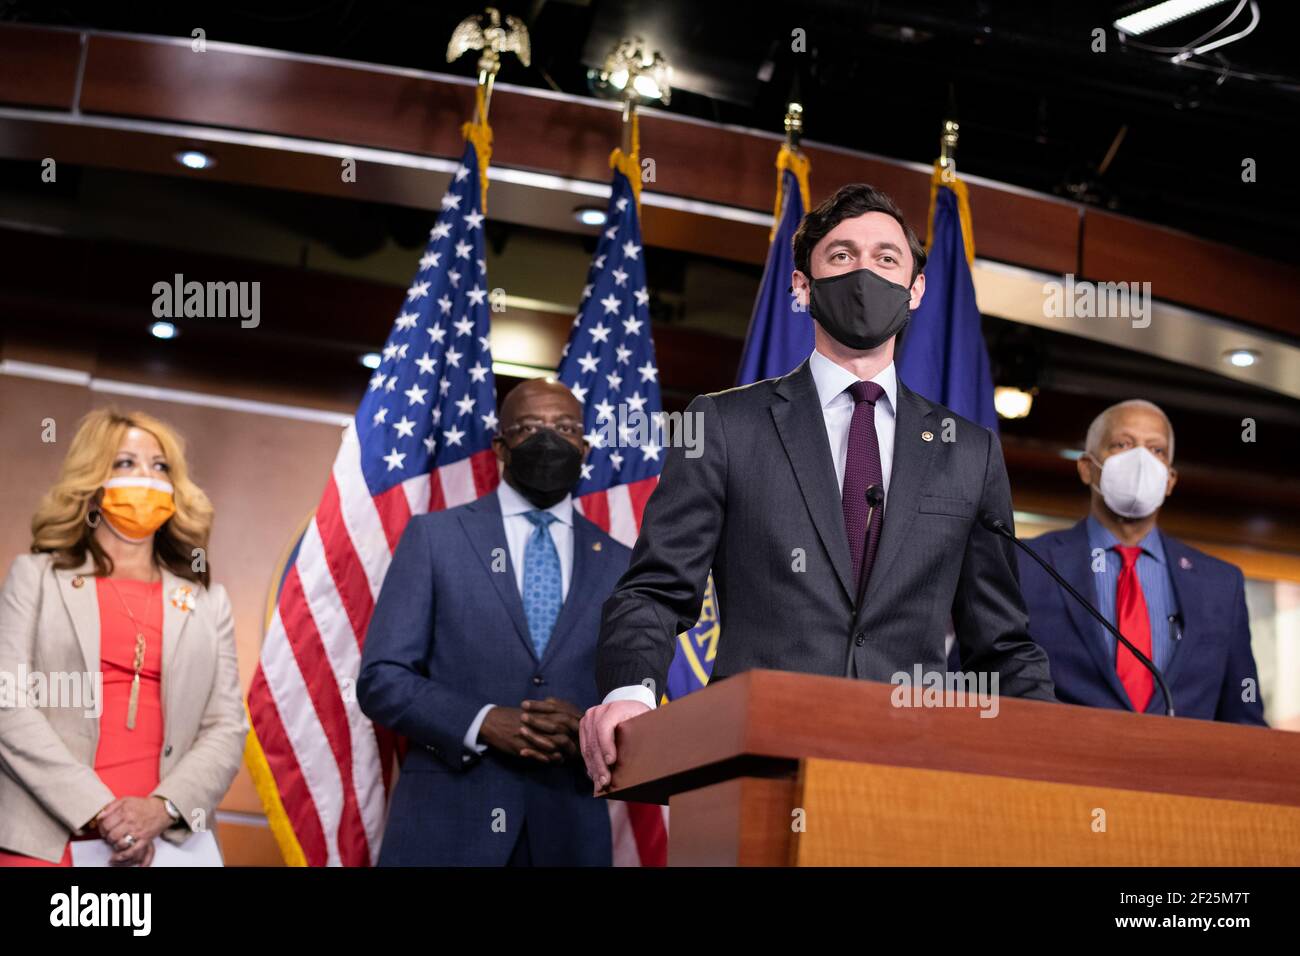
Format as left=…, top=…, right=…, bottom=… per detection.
left=601, top=349, right=900, bottom=711
left=463, top=481, right=575, bottom=756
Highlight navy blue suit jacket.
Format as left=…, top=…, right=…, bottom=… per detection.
left=1018, top=519, right=1266, bottom=725
left=358, top=489, right=631, bottom=865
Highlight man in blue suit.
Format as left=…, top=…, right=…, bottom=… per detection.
left=1019, top=399, right=1265, bottom=725
left=359, top=379, right=630, bottom=865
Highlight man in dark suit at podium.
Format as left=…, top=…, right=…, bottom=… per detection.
left=579, top=183, right=1055, bottom=790
left=1018, top=399, right=1266, bottom=725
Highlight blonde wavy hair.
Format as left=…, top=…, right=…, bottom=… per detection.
left=31, top=408, right=214, bottom=585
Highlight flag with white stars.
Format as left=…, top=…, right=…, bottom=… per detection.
left=556, top=166, right=662, bottom=544
left=248, top=135, right=499, bottom=868
left=355, top=145, right=498, bottom=500
left=556, top=156, right=670, bottom=868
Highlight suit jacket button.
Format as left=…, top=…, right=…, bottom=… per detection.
left=164, top=744, right=173, bottom=757
left=532, top=675, right=544, bottom=686
left=854, top=632, right=866, bottom=646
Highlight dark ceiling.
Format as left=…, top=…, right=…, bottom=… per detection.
left=5, top=0, right=1298, bottom=262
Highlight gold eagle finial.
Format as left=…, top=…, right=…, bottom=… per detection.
left=447, top=7, right=531, bottom=73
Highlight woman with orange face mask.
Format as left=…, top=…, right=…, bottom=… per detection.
left=0, top=408, right=247, bottom=866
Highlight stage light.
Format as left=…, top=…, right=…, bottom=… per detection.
left=574, top=207, right=607, bottom=227
left=360, top=352, right=382, bottom=369
left=1225, top=348, right=1259, bottom=368
left=632, top=73, right=663, bottom=100
left=994, top=386, right=1034, bottom=420
left=589, top=37, right=672, bottom=106
left=1114, top=0, right=1232, bottom=36
left=150, top=321, right=179, bottom=340
left=174, top=149, right=216, bottom=170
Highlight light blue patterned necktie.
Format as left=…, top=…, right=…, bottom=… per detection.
left=521, top=510, right=562, bottom=658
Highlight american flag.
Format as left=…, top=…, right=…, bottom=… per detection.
left=246, top=137, right=499, bottom=866
left=556, top=163, right=669, bottom=867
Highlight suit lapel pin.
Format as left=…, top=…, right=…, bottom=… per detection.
left=1179, top=556, right=1192, bottom=570
left=592, top=542, right=602, bottom=551
left=170, top=585, right=196, bottom=612
left=71, top=575, right=85, bottom=588
left=921, top=431, right=934, bottom=442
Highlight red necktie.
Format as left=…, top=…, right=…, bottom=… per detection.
left=1114, top=545, right=1153, bottom=712
left=842, top=380, right=885, bottom=593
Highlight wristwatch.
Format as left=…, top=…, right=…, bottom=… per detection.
left=160, top=797, right=182, bottom=824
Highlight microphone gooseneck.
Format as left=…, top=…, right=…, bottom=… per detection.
left=845, top=485, right=884, bottom=678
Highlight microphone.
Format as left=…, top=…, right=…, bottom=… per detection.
left=845, top=484, right=885, bottom=677
left=979, top=511, right=1175, bottom=717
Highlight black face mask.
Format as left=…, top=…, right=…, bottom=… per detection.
left=505, top=428, right=583, bottom=508
left=808, top=267, right=912, bottom=351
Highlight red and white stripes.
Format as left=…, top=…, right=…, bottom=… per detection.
left=576, top=475, right=670, bottom=867
left=248, top=423, right=497, bottom=866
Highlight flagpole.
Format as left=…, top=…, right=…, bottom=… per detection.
left=447, top=7, right=531, bottom=127
left=447, top=8, right=530, bottom=214
left=939, top=117, right=959, bottom=179
left=927, top=117, right=975, bottom=266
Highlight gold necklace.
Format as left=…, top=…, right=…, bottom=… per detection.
left=104, top=577, right=156, bottom=731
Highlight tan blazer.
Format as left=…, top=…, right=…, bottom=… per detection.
left=0, top=552, right=248, bottom=862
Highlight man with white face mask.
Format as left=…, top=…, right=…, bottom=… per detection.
left=1018, top=399, right=1265, bottom=724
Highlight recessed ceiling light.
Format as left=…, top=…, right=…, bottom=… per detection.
left=150, top=321, right=179, bottom=340
left=175, top=149, right=216, bottom=170
left=360, top=352, right=382, bottom=369
left=1225, top=348, right=1260, bottom=368
left=994, top=386, right=1034, bottom=420
left=574, top=207, right=607, bottom=227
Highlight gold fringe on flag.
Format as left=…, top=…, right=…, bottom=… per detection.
left=925, top=160, right=975, bottom=267
left=771, top=144, right=811, bottom=242
left=461, top=84, right=494, bottom=214
left=244, top=710, right=309, bottom=866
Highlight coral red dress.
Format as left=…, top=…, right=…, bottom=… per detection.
left=0, top=577, right=165, bottom=866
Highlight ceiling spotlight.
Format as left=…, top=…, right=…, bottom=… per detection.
left=574, top=206, right=608, bottom=227
left=994, top=386, right=1034, bottom=420
left=1114, top=0, right=1232, bottom=36
left=174, top=149, right=216, bottom=170
left=150, top=321, right=179, bottom=340
left=589, top=37, right=672, bottom=106
left=360, top=352, right=382, bottom=369
left=1224, top=348, right=1260, bottom=368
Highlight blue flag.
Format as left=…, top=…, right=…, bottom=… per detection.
left=736, top=167, right=813, bottom=385
left=663, top=154, right=812, bottom=702
left=896, top=183, right=998, bottom=431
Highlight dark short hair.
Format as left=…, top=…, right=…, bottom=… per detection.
left=792, top=183, right=927, bottom=285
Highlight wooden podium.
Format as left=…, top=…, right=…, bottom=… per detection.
left=605, top=670, right=1300, bottom=866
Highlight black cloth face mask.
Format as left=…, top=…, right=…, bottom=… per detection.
left=808, top=266, right=912, bottom=351
left=505, top=428, right=583, bottom=508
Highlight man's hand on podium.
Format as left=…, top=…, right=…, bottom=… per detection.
left=579, top=700, right=650, bottom=794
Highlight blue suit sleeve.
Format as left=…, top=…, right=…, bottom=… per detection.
left=1214, top=567, right=1267, bottom=726
left=357, top=517, right=486, bottom=769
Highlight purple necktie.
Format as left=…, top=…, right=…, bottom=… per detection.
left=842, top=380, right=885, bottom=594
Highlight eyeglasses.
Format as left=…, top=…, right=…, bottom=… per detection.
left=501, top=421, right=583, bottom=440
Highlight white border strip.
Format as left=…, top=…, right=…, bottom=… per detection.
left=0, top=107, right=773, bottom=228
left=215, top=810, right=270, bottom=828
left=0, top=359, right=352, bottom=426
left=0, top=360, right=91, bottom=385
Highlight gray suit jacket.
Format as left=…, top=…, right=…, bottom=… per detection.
left=596, top=357, right=1055, bottom=701
left=0, top=553, right=248, bottom=861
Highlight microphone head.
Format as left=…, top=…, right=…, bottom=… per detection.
left=979, top=511, right=1008, bottom=534
left=865, top=484, right=884, bottom=507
